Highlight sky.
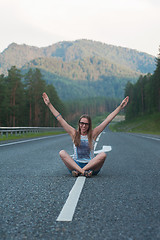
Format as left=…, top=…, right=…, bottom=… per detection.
left=0, top=0, right=160, bottom=56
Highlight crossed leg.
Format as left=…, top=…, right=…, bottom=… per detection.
left=59, top=150, right=85, bottom=175
left=83, top=152, right=106, bottom=172
left=59, top=150, right=106, bottom=176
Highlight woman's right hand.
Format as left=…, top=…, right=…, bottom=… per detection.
left=42, top=92, right=50, bottom=106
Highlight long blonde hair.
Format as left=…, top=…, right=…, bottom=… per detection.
left=73, top=114, right=93, bottom=149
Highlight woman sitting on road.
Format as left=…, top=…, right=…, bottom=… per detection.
left=42, top=92, right=129, bottom=177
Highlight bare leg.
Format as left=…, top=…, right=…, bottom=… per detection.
left=59, top=150, right=85, bottom=175
left=83, top=152, right=107, bottom=172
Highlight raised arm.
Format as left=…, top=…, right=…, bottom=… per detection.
left=42, top=92, right=75, bottom=139
left=92, top=96, right=129, bottom=140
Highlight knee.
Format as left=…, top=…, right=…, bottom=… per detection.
left=59, top=150, right=66, bottom=158
left=96, top=152, right=107, bottom=163
left=101, top=152, right=107, bottom=160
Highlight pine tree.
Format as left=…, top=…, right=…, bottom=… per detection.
left=0, top=74, right=7, bottom=126
left=154, top=46, right=160, bottom=111
left=6, top=66, right=24, bottom=126
left=32, top=68, right=46, bottom=126
left=24, top=68, right=34, bottom=126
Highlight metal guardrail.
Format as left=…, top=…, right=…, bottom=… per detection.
left=0, top=127, right=64, bottom=138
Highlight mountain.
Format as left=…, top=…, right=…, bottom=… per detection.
left=0, top=39, right=156, bottom=100
left=22, top=56, right=140, bottom=80
left=0, top=39, right=155, bottom=75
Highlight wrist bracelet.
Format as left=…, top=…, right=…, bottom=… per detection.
left=55, top=113, right=61, bottom=119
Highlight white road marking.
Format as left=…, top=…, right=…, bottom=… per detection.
left=129, top=133, right=160, bottom=141
left=0, top=134, right=67, bottom=147
left=56, top=176, right=86, bottom=221
left=94, top=145, right=112, bottom=154
left=94, top=142, right=98, bottom=150
left=94, top=132, right=102, bottom=150
left=138, top=135, right=160, bottom=141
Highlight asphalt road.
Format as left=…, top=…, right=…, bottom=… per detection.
left=0, top=129, right=160, bottom=240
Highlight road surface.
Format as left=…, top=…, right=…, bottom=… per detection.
left=0, top=129, right=160, bottom=239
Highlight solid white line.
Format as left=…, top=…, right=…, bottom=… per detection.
left=56, top=176, right=86, bottom=221
left=0, top=134, right=67, bottom=147
left=94, top=132, right=102, bottom=150
left=129, top=133, right=160, bottom=141
left=139, top=135, right=160, bottom=141
left=94, top=142, right=98, bottom=150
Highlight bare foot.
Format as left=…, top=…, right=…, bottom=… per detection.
left=72, top=170, right=80, bottom=177
left=84, top=170, right=93, bottom=178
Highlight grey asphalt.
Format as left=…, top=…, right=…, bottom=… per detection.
left=0, top=130, right=160, bottom=240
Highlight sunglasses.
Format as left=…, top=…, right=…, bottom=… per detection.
left=79, top=122, right=89, bottom=126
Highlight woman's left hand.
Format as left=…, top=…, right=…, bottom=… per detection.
left=120, top=96, right=129, bottom=109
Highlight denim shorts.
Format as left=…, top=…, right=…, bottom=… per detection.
left=68, top=160, right=100, bottom=175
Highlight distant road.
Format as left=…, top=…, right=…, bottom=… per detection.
left=0, top=130, right=160, bottom=240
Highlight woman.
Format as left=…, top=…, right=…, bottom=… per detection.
left=42, top=92, right=129, bottom=177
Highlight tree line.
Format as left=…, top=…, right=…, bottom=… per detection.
left=1, top=47, right=159, bottom=128
left=65, top=97, right=120, bottom=126
left=0, top=66, right=120, bottom=127
left=124, top=48, right=160, bottom=120
left=0, top=66, right=65, bottom=127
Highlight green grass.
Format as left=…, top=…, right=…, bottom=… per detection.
left=0, top=131, right=66, bottom=142
left=109, top=112, right=160, bottom=135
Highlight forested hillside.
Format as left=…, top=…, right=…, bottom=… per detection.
left=0, top=39, right=156, bottom=100
left=0, top=67, right=65, bottom=127
left=21, top=56, right=139, bottom=100
left=0, top=39, right=155, bottom=75
left=0, top=40, right=158, bottom=127
left=22, top=56, right=139, bottom=81
left=0, top=66, right=120, bottom=127
left=125, top=48, right=160, bottom=119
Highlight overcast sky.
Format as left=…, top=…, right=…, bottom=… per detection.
left=0, top=0, right=159, bottom=56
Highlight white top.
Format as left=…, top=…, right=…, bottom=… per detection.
left=73, top=135, right=94, bottom=163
